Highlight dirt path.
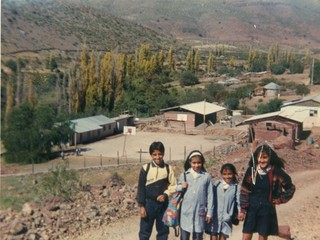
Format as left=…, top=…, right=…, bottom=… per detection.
left=72, top=169, right=320, bottom=240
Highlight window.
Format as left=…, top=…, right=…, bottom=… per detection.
left=310, top=110, right=318, bottom=117
left=266, top=122, right=272, bottom=127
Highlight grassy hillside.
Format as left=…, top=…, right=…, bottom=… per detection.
left=2, top=0, right=320, bottom=55
left=1, top=0, right=175, bottom=54
left=92, top=0, right=320, bottom=50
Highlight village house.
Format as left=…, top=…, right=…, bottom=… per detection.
left=160, top=100, right=227, bottom=128
left=236, top=111, right=303, bottom=148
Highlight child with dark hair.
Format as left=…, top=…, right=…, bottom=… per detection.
left=177, top=150, right=214, bottom=240
left=239, top=144, right=296, bottom=240
left=206, top=163, right=240, bottom=240
left=136, top=141, right=177, bottom=240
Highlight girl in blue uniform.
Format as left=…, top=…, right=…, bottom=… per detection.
left=177, top=150, right=214, bottom=240
left=207, top=163, right=240, bottom=240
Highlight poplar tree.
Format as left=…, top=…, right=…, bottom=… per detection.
left=27, top=75, right=36, bottom=106
left=194, top=51, right=200, bottom=72
left=207, top=51, right=215, bottom=73
left=229, top=56, right=235, bottom=68
left=166, top=47, right=174, bottom=72
left=185, top=49, right=195, bottom=72
left=86, top=51, right=98, bottom=110
left=5, top=75, right=15, bottom=127
left=114, top=54, right=125, bottom=108
left=78, top=46, right=89, bottom=112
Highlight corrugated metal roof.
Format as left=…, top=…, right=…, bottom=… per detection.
left=282, top=94, right=320, bottom=107
left=71, top=115, right=115, bottom=133
left=241, top=107, right=316, bottom=124
left=280, top=106, right=320, bottom=122
left=180, top=101, right=226, bottom=115
left=263, top=82, right=283, bottom=90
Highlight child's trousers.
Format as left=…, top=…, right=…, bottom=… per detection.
left=139, top=199, right=169, bottom=240
left=180, top=228, right=203, bottom=240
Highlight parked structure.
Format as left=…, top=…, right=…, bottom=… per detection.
left=160, top=100, right=227, bottom=128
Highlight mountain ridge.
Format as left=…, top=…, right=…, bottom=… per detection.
left=1, top=0, right=320, bottom=54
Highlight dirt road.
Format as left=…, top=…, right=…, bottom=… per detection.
left=72, top=169, right=320, bottom=240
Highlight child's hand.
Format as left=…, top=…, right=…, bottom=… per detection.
left=205, top=216, right=212, bottom=223
left=182, top=181, right=188, bottom=189
left=157, top=194, right=166, bottom=202
left=140, top=206, right=147, bottom=218
left=238, top=212, right=245, bottom=221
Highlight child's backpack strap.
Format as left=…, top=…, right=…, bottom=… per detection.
left=145, top=163, right=170, bottom=181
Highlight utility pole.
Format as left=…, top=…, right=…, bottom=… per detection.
left=310, top=57, right=315, bottom=86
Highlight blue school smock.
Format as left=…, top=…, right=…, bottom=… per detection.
left=177, top=169, right=214, bottom=233
left=211, top=180, right=240, bottom=237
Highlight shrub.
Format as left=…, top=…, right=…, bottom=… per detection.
left=289, top=60, right=304, bottom=74
left=37, top=163, right=81, bottom=201
left=180, top=71, right=199, bottom=86
left=270, top=63, right=285, bottom=75
left=295, top=84, right=310, bottom=96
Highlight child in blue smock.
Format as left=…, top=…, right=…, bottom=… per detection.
left=206, top=163, right=240, bottom=240
left=177, top=150, right=214, bottom=240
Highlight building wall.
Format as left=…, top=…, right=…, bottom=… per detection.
left=164, top=112, right=195, bottom=127
left=265, top=89, right=279, bottom=97
left=250, top=121, right=299, bottom=143
left=74, top=123, right=116, bottom=145
left=216, top=109, right=227, bottom=121
left=115, top=116, right=135, bottom=133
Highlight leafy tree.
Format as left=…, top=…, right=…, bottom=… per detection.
left=250, top=52, right=267, bottom=72
left=289, top=60, right=304, bottom=74
left=4, top=59, right=17, bottom=73
left=5, top=75, right=14, bottom=127
left=205, top=83, right=227, bottom=103
left=270, top=63, right=285, bottom=75
left=2, top=104, right=72, bottom=164
left=224, top=97, right=239, bottom=110
left=312, top=60, right=320, bottom=85
left=257, top=98, right=283, bottom=114
left=295, top=84, right=310, bottom=96
left=180, top=71, right=199, bottom=86
left=207, top=51, right=215, bottom=73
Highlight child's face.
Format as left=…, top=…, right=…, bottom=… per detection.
left=190, top=156, right=202, bottom=172
left=258, top=151, right=270, bottom=170
left=221, top=169, right=234, bottom=184
left=151, top=149, right=164, bottom=165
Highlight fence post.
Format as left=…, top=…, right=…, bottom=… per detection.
left=117, top=151, right=120, bottom=166
left=139, top=148, right=142, bottom=163
left=213, top=146, right=216, bottom=158
left=100, top=154, right=102, bottom=168
left=84, top=156, right=86, bottom=168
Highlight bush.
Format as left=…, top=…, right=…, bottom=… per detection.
left=270, top=63, right=285, bottom=75
left=295, top=84, right=310, bottom=96
left=180, top=71, right=199, bottom=86
left=289, top=60, right=304, bottom=74
left=37, top=163, right=81, bottom=201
